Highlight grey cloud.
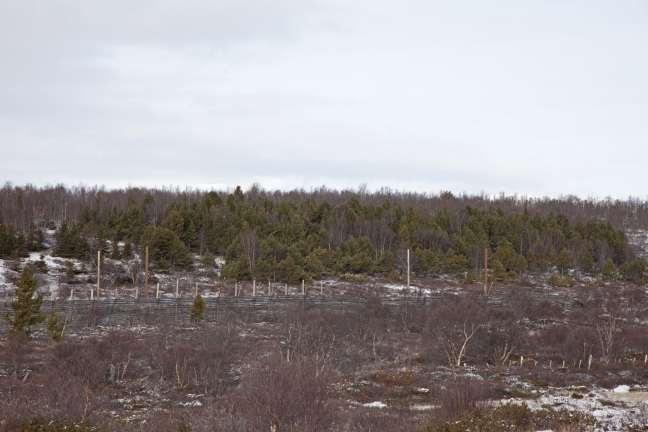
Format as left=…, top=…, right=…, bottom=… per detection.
left=1, top=0, right=647, bottom=198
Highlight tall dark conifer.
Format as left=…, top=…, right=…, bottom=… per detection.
left=7, top=266, right=44, bottom=337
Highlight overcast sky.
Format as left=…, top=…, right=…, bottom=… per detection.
left=1, top=1, right=647, bottom=198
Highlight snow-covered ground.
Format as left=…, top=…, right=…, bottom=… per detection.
left=0, top=258, right=6, bottom=287
left=27, top=251, right=66, bottom=270
left=383, top=283, right=436, bottom=296
left=504, top=385, right=648, bottom=431
left=626, top=228, right=648, bottom=258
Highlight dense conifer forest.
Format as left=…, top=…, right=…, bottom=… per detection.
left=0, top=184, right=645, bottom=283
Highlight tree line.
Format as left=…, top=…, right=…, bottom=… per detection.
left=0, top=184, right=644, bottom=283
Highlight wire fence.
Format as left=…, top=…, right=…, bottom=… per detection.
left=0, top=295, right=446, bottom=333
left=0, top=281, right=583, bottom=333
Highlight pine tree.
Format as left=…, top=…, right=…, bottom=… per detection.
left=7, top=266, right=44, bottom=337
left=47, top=311, right=65, bottom=342
left=190, top=294, right=205, bottom=322
left=601, top=258, right=617, bottom=280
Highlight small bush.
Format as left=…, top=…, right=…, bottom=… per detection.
left=371, top=370, right=415, bottom=387
left=438, top=378, right=490, bottom=420
left=549, top=273, right=575, bottom=288
left=190, top=295, right=205, bottom=322
left=234, top=354, right=336, bottom=431
left=47, top=312, right=65, bottom=342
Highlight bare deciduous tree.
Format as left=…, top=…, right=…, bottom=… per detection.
left=596, top=315, right=618, bottom=363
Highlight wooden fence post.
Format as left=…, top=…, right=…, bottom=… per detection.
left=144, top=245, right=149, bottom=297
left=483, top=247, right=488, bottom=295
left=406, top=248, right=410, bottom=289
left=97, top=250, right=101, bottom=297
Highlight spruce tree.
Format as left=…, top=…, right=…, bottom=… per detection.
left=601, top=258, right=617, bottom=280
left=7, top=266, right=44, bottom=337
left=190, top=294, right=205, bottom=322
left=47, top=311, right=65, bottom=342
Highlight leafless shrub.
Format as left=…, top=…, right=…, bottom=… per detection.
left=424, top=297, right=485, bottom=366
left=344, top=408, right=420, bottom=432
left=0, top=368, right=101, bottom=429
left=149, top=326, right=243, bottom=395
left=0, top=333, right=36, bottom=377
left=473, top=322, right=524, bottom=366
left=538, top=325, right=598, bottom=363
left=234, top=353, right=337, bottom=432
left=280, top=305, right=390, bottom=372
left=438, top=378, right=491, bottom=420
left=49, top=330, right=143, bottom=388
left=596, top=315, right=619, bottom=363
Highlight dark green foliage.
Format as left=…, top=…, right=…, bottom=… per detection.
left=47, top=311, right=65, bottom=342
left=54, top=223, right=89, bottom=259
left=548, top=272, right=575, bottom=287
left=24, top=228, right=45, bottom=252
left=620, top=258, right=647, bottom=284
left=336, top=236, right=375, bottom=273
left=601, top=258, right=617, bottom=280
left=5, top=188, right=631, bottom=281
left=494, top=239, right=527, bottom=279
left=0, top=223, right=26, bottom=258
left=6, top=266, right=44, bottom=337
left=190, top=294, right=205, bottom=322
left=141, top=226, right=192, bottom=270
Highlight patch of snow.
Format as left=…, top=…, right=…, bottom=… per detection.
left=411, top=403, right=438, bottom=411
left=26, top=252, right=65, bottom=270
left=201, top=290, right=220, bottom=298
left=503, top=385, right=648, bottom=432
left=463, top=372, right=484, bottom=381
left=179, top=400, right=202, bottom=407
left=613, top=385, right=630, bottom=393
left=383, top=283, right=435, bottom=296
left=363, top=401, right=387, bottom=409
left=415, top=387, right=430, bottom=394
